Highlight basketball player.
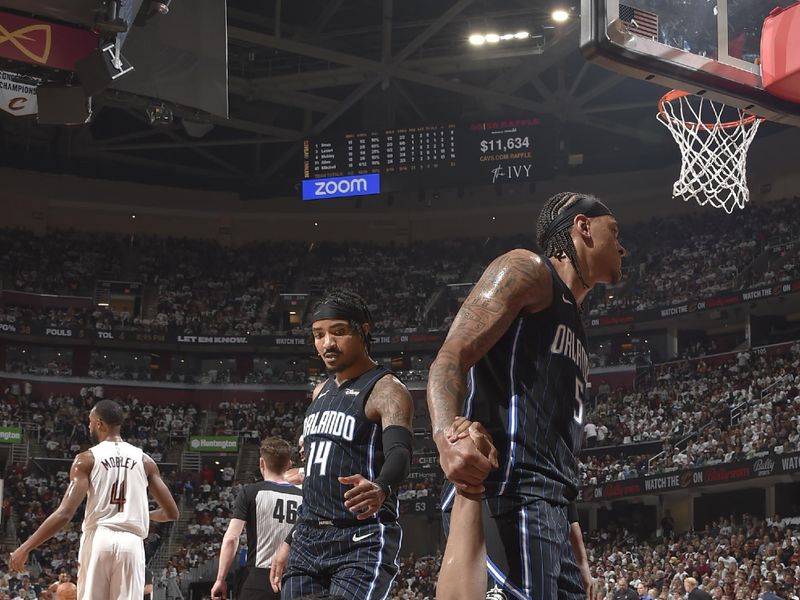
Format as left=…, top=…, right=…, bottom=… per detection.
left=437, top=418, right=594, bottom=600
left=428, top=192, right=625, bottom=599
left=211, top=437, right=302, bottom=600
left=9, top=399, right=180, bottom=599
left=269, top=289, right=414, bottom=599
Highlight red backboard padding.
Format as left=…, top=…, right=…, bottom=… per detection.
left=761, top=2, right=800, bottom=103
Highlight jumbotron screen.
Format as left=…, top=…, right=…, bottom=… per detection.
left=301, top=118, right=549, bottom=200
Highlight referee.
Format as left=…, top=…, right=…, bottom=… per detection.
left=212, top=437, right=302, bottom=600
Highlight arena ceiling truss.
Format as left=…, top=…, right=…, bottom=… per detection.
left=0, top=0, right=671, bottom=192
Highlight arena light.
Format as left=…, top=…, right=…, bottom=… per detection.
left=552, top=9, right=570, bottom=23
left=470, top=31, right=530, bottom=46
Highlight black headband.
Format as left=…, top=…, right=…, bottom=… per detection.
left=311, top=301, right=370, bottom=325
left=540, top=196, right=613, bottom=245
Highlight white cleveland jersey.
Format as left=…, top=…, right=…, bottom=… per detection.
left=83, top=440, right=150, bottom=539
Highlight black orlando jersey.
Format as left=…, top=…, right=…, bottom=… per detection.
left=467, top=256, right=588, bottom=514
left=298, top=365, right=399, bottom=523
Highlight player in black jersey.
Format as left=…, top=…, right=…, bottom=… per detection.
left=428, top=192, right=625, bottom=600
left=211, top=437, right=301, bottom=600
left=270, top=289, right=414, bottom=600
left=437, top=418, right=594, bottom=600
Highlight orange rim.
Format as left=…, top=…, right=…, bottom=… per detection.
left=657, top=89, right=762, bottom=131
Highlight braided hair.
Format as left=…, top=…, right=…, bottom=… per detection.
left=312, top=288, right=373, bottom=352
left=536, top=191, right=600, bottom=289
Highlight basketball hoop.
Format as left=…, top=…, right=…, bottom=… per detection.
left=656, top=89, right=763, bottom=213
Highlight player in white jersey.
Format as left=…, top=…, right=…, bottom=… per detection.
left=9, top=399, right=180, bottom=600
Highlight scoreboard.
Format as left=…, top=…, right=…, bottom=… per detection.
left=302, top=118, right=547, bottom=200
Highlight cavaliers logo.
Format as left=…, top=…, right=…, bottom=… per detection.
left=0, top=21, right=52, bottom=64
left=679, top=468, right=693, bottom=488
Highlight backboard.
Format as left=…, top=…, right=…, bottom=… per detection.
left=581, top=0, right=800, bottom=126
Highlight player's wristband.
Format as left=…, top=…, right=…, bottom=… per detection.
left=374, top=426, right=412, bottom=496
left=568, top=501, right=579, bottom=524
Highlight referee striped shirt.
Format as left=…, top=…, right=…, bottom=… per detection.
left=232, top=480, right=302, bottom=568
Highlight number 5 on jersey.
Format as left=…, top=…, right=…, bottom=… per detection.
left=305, top=440, right=332, bottom=476
left=574, top=378, right=584, bottom=424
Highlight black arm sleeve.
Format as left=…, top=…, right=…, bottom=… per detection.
left=568, top=501, right=579, bottom=524
left=284, top=525, right=296, bottom=546
left=374, top=425, right=413, bottom=496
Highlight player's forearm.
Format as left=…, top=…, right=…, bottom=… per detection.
left=569, top=522, right=589, bottom=572
left=215, top=537, right=238, bottom=582
left=150, top=507, right=179, bottom=523
left=437, top=494, right=485, bottom=600
left=19, top=511, right=71, bottom=552
left=427, top=349, right=469, bottom=442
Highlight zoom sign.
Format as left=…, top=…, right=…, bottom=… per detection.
left=302, top=174, right=380, bottom=201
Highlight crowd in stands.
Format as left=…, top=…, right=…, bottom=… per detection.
left=389, top=512, right=800, bottom=600
left=32, top=390, right=200, bottom=464
left=0, top=198, right=798, bottom=340
left=304, top=240, right=477, bottom=331
left=134, top=237, right=304, bottom=337
left=163, top=469, right=239, bottom=582
left=581, top=342, right=800, bottom=486
left=390, top=552, right=441, bottom=600
left=0, top=229, right=124, bottom=297
left=585, top=513, right=800, bottom=600
left=214, top=397, right=307, bottom=443
left=584, top=197, right=800, bottom=316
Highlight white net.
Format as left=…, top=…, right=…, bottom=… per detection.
left=657, top=91, right=762, bottom=214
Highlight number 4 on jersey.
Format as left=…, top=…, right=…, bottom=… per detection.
left=109, top=481, right=126, bottom=513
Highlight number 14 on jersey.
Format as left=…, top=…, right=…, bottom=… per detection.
left=306, top=440, right=332, bottom=476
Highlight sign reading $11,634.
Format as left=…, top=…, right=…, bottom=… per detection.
left=301, top=118, right=546, bottom=199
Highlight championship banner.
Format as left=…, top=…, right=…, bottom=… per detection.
left=0, top=70, right=38, bottom=116
left=579, top=450, right=800, bottom=502
left=0, top=11, right=98, bottom=71
left=188, top=436, right=238, bottom=453
left=0, top=427, right=23, bottom=444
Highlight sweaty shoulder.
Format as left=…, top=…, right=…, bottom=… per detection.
left=493, top=249, right=553, bottom=314
left=73, top=450, right=95, bottom=473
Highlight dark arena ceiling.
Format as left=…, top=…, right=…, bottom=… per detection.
left=0, top=0, right=790, bottom=197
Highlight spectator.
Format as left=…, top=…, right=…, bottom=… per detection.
left=684, top=577, right=712, bottom=600
left=615, top=578, right=638, bottom=600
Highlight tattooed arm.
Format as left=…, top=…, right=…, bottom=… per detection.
left=340, top=375, right=414, bottom=519
left=427, top=249, right=553, bottom=496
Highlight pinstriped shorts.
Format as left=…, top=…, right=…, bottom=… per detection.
left=442, top=486, right=585, bottom=600
left=281, top=521, right=401, bottom=600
